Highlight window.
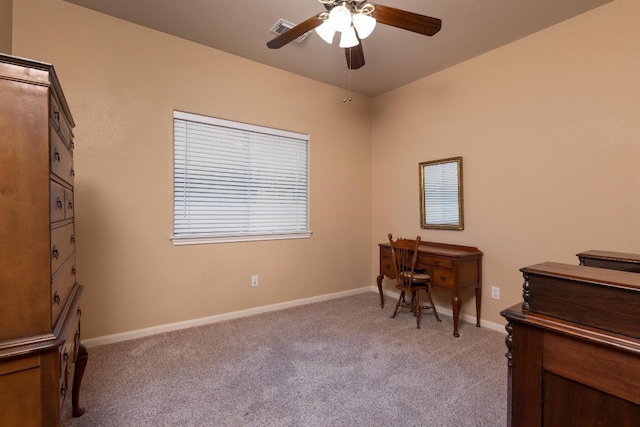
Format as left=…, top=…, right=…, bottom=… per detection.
left=419, top=157, right=464, bottom=230
left=173, top=111, right=310, bottom=245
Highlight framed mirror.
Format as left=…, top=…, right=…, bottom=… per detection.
left=419, top=156, right=464, bottom=230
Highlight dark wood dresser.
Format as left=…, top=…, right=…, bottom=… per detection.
left=501, top=262, right=640, bottom=426
left=0, top=54, right=87, bottom=426
left=577, top=249, right=640, bottom=273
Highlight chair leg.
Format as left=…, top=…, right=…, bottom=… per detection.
left=391, top=291, right=404, bottom=319
left=425, top=287, right=441, bottom=322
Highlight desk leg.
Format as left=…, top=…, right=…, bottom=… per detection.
left=475, top=286, right=482, bottom=327
left=452, top=294, right=462, bottom=337
left=376, top=274, right=385, bottom=308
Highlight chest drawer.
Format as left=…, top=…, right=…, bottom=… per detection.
left=418, top=254, right=453, bottom=270
left=50, top=180, right=66, bottom=222
left=64, top=187, right=74, bottom=219
left=51, top=223, right=75, bottom=275
left=50, top=94, right=73, bottom=145
left=431, top=269, right=455, bottom=290
left=50, top=181, right=73, bottom=222
left=50, top=129, right=74, bottom=186
left=51, top=255, right=76, bottom=326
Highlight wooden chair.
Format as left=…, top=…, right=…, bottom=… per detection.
left=388, top=234, right=441, bottom=329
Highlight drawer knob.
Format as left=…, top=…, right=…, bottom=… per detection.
left=60, top=385, right=67, bottom=398
left=53, top=291, right=61, bottom=305
left=68, top=200, right=73, bottom=210
left=77, top=307, right=82, bottom=317
left=54, top=148, right=60, bottom=162
left=52, top=246, right=59, bottom=259
left=72, top=266, right=76, bottom=275
left=56, top=197, right=63, bottom=210
left=63, top=350, right=69, bottom=362
left=70, top=234, right=75, bottom=243
left=53, top=109, right=60, bottom=123
left=434, top=260, right=440, bottom=266
left=439, top=276, right=446, bottom=282
left=70, top=168, right=75, bottom=177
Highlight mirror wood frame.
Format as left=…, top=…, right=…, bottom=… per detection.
left=419, top=156, right=464, bottom=230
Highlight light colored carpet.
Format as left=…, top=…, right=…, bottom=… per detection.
left=63, top=291, right=507, bottom=426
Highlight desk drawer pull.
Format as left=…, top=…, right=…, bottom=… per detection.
left=439, top=276, right=447, bottom=282
left=53, top=291, right=61, bottom=305
left=52, top=246, right=59, bottom=259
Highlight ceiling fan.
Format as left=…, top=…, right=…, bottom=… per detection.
left=266, top=0, right=442, bottom=70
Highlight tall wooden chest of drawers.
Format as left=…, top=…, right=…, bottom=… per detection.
left=0, top=54, right=87, bottom=426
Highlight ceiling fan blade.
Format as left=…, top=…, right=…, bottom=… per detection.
left=345, top=43, right=365, bottom=69
left=267, top=14, right=324, bottom=49
left=371, top=4, right=442, bottom=36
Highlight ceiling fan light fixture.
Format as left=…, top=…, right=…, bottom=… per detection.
left=339, top=26, right=359, bottom=48
left=353, top=12, right=376, bottom=39
left=329, top=5, right=352, bottom=33
left=315, top=20, right=336, bottom=44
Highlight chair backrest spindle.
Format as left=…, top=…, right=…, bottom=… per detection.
left=388, top=234, right=421, bottom=290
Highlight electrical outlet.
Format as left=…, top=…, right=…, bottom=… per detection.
left=491, top=286, right=500, bottom=300
left=251, top=275, right=258, bottom=287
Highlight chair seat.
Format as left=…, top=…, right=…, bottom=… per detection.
left=400, top=271, right=430, bottom=281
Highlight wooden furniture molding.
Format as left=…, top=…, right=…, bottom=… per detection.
left=501, top=262, right=640, bottom=426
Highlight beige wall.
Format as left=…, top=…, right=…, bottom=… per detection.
left=0, top=0, right=11, bottom=53
left=10, top=0, right=639, bottom=338
left=12, top=0, right=372, bottom=339
left=372, top=0, right=640, bottom=326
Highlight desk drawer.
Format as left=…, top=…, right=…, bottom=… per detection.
left=380, top=256, right=394, bottom=277
left=419, top=254, right=453, bottom=270
left=431, top=269, right=454, bottom=290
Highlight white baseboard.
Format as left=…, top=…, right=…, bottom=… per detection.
left=83, top=286, right=372, bottom=348
left=84, top=286, right=506, bottom=348
left=379, top=287, right=507, bottom=334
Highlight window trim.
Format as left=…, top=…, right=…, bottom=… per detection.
left=171, top=111, right=312, bottom=245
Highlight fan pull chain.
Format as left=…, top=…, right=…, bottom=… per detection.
left=343, top=49, right=353, bottom=103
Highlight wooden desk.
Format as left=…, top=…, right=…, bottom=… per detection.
left=501, top=263, right=640, bottom=426
left=577, top=249, right=640, bottom=273
left=377, top=240, right=483, bottom=337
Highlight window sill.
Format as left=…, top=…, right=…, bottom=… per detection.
left=171, top=232, right=312, bottom=246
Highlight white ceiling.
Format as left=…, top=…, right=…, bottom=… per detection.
left=63, top=0, right=612, bottom=97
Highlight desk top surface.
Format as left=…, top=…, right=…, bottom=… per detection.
left=379, top=240, right=482, bottom=257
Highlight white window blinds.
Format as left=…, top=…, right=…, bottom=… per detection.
left=173, top=111, right=310, bottom=244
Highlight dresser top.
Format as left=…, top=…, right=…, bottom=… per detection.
left=577, top=250, right=640, bottom=264
left=521, top=262, right=640, bottom=291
